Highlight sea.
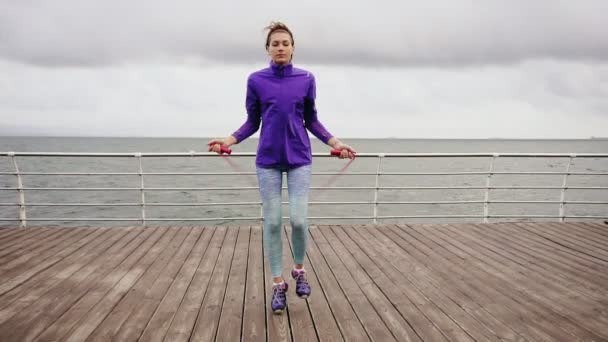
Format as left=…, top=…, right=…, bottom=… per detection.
left=1, top=136, right=607, bottom=227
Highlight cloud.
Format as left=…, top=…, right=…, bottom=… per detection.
left=2, top=1, right=607, bottom=139
left=1, top=58, right=607, bottom=138
left=1, top=0, right=607, bottom=67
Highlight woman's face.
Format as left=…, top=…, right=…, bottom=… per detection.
left=267, top=31, right=293, bottom=65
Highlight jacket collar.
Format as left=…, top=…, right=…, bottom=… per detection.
left=270, top=61, right=293, bottom=77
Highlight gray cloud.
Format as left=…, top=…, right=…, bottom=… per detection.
left=1, top=0, right=607, bottom=67
left=2, top=1, right=607, bottom=140
left=1, top=58, right=607, bottom=138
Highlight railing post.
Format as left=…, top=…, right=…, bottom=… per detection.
left=136, top=153, right=146, bottom=226
left=9, top=152, right=27, bottom=228
left=559, top=155, right=574, bottom=222
left=483, top=154, right=497, bottom=223
left=373, top=154, right=384, bottom=224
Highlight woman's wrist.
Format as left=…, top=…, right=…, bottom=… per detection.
left=224, top=135, right=237, bottom=146
left=328, top=137, right=341, bottom=149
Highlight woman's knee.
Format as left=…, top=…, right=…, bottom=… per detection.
left=265, top=216, right=282, bottom=232
left=290, top=216, right=307, bottom=231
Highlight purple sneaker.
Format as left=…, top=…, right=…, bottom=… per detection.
left=291, top=268, right=311, bottom=298
left=271, top=282, right=288, bottom=314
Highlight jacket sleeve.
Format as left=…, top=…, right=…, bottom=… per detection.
left=303, top=73, right=333, bottom=144
left=232, top=76, right=261, bottom=143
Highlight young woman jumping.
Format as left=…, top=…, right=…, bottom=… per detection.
left=208, top=21, right=356, bottom=314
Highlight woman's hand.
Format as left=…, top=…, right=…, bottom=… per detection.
left=207, top=136, right=237, bottom=154
left=332, top=141, right=356, bottom=159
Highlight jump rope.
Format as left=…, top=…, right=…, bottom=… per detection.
left=208, top=144, right=355, bottom=190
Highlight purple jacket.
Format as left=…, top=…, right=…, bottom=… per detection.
left=232, top=62, right=333, bottom=169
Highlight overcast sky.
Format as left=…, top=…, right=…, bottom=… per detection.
left=1, top=0, right=607, bottom=139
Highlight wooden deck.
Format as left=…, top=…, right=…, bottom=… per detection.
left=0, top=222, right=607, bottom=342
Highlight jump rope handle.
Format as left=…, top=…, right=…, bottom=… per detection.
left=330, top=149, right=356, bottom=159
left=219, top=145, right=232, bottom=155
left=208, top=143, right=232, bottom=155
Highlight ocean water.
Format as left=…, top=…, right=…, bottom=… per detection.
left=1, top=136, right=607, bottom=227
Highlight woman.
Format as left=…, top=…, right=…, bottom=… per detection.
left=208, top=21, right=355, bottom=314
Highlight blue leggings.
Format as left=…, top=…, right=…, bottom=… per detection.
left=257, top=164, right=311, bottom=278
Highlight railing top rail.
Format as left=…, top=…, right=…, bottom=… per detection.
left=2, top=152, right=608, bottom=158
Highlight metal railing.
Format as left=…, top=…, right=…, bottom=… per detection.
left=1, top=151, right=607, bottom=227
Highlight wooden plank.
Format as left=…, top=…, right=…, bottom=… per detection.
left=0, top=227, right=20, bottom=239
left=1, top=223, right=606, bottom=341
left=510, top=223, right=608, bottom=267
left=335, top=225, right=470, bottom=342
left=547, top=223, right=608, bottom=251
left=305, top=226, right=369, bottom=341
left=419, top=223, right=605, bottom=339
left=127, top=227, right=213, bottom=342
left=527, top=222, right=608, bottom=256
left=190, top=227, right=239, bottom=341
left=162, top=226, right=227, bottom=342
left=215, top=226, right=251, bottom=342
left=242, top=225, right=267, bottom=342
left=0, top=228, right=99, bottom=297
left=0, top=227, right=94, bottom=278
left=460, top=223, right=608, bottom=323
left=108, top=226, right=204, bottom=341
left=85, top=226, right=201, bottom=341
left=508, top=223, right=608, bottom=270
left=408, top=223, right=606, bottom=341
left=0, top=227, right=67, bottom=262
left=356, top=225, right=522, bottom=342
left=285, top=225, right=343, bottom=342
left=320, top=226, right=424, bottom=342
left=0, top=227, right=48, bottom=249
left=0, top=227, right=49, bottom=244
left=575, top=222, right=608, bottom=237
left=0, top=227, right=118, bottom=322
left=468, top=223, right=608, bottom=333
left=0, top=226, right=164, bottom=341
left=310, top=226, right=398, bottom=342
left=59, top=227, right=188, bottom=341
left=283, top=225, right=317, bottom=342
left=265, top=225, right=292, bottom=342
left=466, top=223, right=608, bottom=296
left=520, top=223, right=608, bottom=260
left=377, top=224, right=570, bottom=342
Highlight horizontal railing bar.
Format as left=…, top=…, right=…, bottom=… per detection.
left=0, top=217, right=261, bottom=221
left=0, top=201, right=375, bottom=207
left=376, top=172, right=608, bottom=176
left=1, top=200, right=607, bottom=207
left=2, top=171, right=607, bottom=176
left=382, top=186, right=608, bottom=190
left=489, top=215, right=608, bottom=218
left=377, top=215, right=608, bottom=219
left=0, top=172, right=142, bottom=176
left=2, top=186, right=606, bottom=191
left=4, top=215, right=606, bottom=222
left=3, top=152, right=608, bottom=158
left=0, top=172, right=255, bottom=176
left=0, top=187, right=258, bottom=191
left=377, top=200, right=608, bottom=204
